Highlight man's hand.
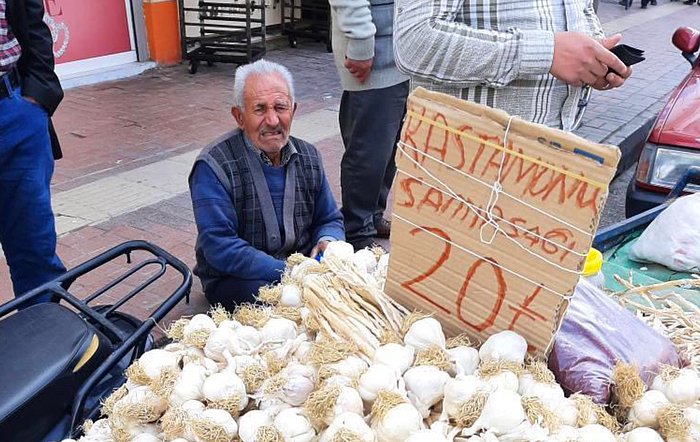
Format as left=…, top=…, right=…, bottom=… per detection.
left=310, top=240, right=331, bottom=259
left=590, top=35, right=633, bottom=90
left=344, top=57, right=373, bottom=83
left=550, top=32, right=629, bottom=89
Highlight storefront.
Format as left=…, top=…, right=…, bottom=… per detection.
left=43, top=0, right=143, bottom=78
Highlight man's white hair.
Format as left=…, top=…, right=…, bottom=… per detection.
left=233, top=59, right=295, bottom=108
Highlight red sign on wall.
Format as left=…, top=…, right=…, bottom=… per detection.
left=43, top=0, right=132, bottom=64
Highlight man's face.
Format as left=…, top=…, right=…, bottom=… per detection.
left=232, top=73, right=296, bottom=155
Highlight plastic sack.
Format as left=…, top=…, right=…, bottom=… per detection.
left=548, top=278, right=682, bottom=404
left=630, top=192, right=700, bottom=272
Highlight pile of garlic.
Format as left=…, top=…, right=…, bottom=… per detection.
left=62, top=241, right=700, bottom=442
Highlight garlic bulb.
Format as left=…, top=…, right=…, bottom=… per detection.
left=234, top=325, right=263, bottom=353
left=320, top=412, right=374, bottom=442
left=628, top=389, right=669, bottom=428
left=273, top=408, right=315, bottom=442
left=238, top=410, right=273, bottom=442
left=280, top=284, right=302, bottom=307
left=478, top=330, right=527, bottom=364
left=202, top=370, right=248, bottom=412
left=261, top=317, right=298, bottom=344
left=131, top=434, right=161, bottom=442
left=327, top=355, right=369, bottom=378
left=358, top=363, right=400, bottom=402
left=183, top=314, right=217, bottom=338
left=371, top=394, right=423, bottom=442
left=625, top=427, right=664, bottom=442
left=405, top=429, right=450, bottom=441
left=170, top=363, right=208, bottom=405
left=443, top=376, right=485, bottom=418
left=403, top=365, right=450, bottom=418
left=203, top=326, right=238, bottom=362
left=276, top=363, right=316, bottom=406
left=577, top=424, right=617, bottom=442
left=136, top=349, right=179, bottom=380
left=322, top=375, right=356, bottom=389
left=323, top=241, right=355, bottom=261
left=328, top=387, right=364, bottom=424
left=463, top=389, right=526, bottom=436
left=373, top=343, right=415, bottom=375
left=550, top=425, right=579, bottom=441
left=553, top=397, right=579, bottom=427
left=190, top=409, right=238, bottom=442
left=404, top=317, right=446, bottom=351
left=518, top=372, right=565, bottom=405
left=181, top=399, right=206, bottom=415
left=352, top=249, right=378, bottom=274
left=651, top=367, right=700, bottom=406
left=482, top=370, right=519, bottom=393
left=448, top=346, right=479, bottom=377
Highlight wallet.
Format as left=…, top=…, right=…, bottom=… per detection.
left=608, top=44, right=645, bottom=75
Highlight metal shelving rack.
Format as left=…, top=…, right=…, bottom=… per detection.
left=280, top=0, right=331, bottom=52
left=178, top=0, right=267, bottom=74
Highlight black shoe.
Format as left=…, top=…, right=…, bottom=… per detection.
left=641, top=3, right=647, bottom=7
left=684, top=0, right=694, bottom=4
left=374, top=217, right=391, bottom=239
left=618, top=0, right=627, bottom=4
left=650, top=0, right=657, bottom=4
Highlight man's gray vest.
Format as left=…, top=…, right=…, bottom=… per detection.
left=191, top=130, right=323, bottom=286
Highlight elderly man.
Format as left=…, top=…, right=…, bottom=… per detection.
left=189, top=60, right=344, bottom=310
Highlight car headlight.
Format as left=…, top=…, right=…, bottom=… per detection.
left=636, top=143, right=700, bottom=192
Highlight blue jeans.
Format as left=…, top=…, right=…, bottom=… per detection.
left=0, top=75, right=65, bottom=298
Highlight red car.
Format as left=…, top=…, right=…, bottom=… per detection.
left=626, top=26, right=700, bottom=217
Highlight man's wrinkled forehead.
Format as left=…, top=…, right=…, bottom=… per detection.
left=243, top=73, right=292, bottom=105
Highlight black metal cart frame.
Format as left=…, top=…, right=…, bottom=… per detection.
left=0, top=240, right=192, bottom=435
left=280, top=0, right=331, bottom=52
left=178, top=0, right=267, bottom=74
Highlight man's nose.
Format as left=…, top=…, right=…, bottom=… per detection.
left=264, top=108, right=280, bottom=126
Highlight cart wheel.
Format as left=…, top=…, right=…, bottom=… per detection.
left=189, top=60, right=200, bottom=74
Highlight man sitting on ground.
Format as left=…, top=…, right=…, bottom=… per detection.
left=189, top=59, right=344, bottom=310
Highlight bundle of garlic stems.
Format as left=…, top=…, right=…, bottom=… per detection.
left=613, top=276, right=700, bottom=369
left=303, top=254, right=409, bottom=360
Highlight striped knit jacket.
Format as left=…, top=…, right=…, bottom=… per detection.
left=393, top=0, right=604, bottom=130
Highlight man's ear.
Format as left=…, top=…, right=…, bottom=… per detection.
left=293, top=102, right=298, bottom=117
left=231, top=106, right=244, bottom=128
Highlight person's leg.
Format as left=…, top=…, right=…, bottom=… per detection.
left=339, top=81, right=409, bottom=249
left=0, top=83, right=65, bottom=299
left=374, top=81, right=410, bottom=238
left=204, top=277, right=269, bottom=311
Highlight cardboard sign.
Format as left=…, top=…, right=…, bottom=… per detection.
left=385, top=88, right=620, bottom=356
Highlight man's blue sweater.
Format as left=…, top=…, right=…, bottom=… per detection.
left=190, top=160, right=344, bottom=283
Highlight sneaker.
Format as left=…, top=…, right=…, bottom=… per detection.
left=374, top=217, right=392, bottom=239
left=684, top=0, right=694, bottom=4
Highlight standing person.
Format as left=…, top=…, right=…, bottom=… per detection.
left=393, top=0, right=631, bottom=131
left=1, top=0, right=65, bottom=298
left=329, top=0, right=410, bottom=250
left=189, top=60, right=344, bottom=311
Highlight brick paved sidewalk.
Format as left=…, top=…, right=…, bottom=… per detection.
left=1, top=1, right=699, bottom=332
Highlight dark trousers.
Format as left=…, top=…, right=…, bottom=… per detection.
left=0, top=76, right=65, bottom=298
left=339, top=80, right=409, bottom=248
left=204, top=277, right=269, bottom=311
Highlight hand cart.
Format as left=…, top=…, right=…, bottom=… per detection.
left=281, top=0, right=332, bottom=52
left=0, top=240, right=192, bottom=441
left=178, top=0, right=267, bottom=74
